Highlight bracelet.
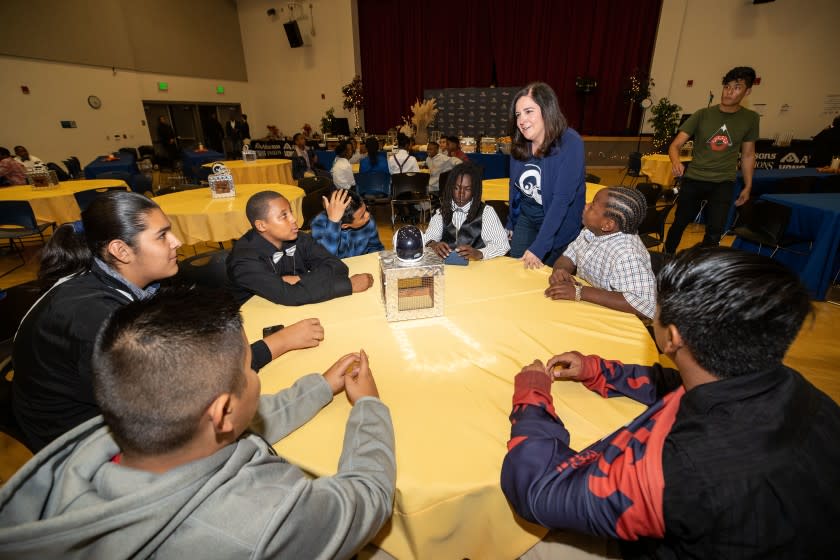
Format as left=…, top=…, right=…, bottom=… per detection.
left=574, top=284, right=582, bottom=302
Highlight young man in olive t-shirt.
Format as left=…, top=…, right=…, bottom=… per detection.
left=664, top=66, right=759, bottom=254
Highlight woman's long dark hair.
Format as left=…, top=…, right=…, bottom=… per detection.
left=440, top=162, right=483, bottom=227
left=365, top=137, right=381, bottom=166
left=508, top=82, right=568, bottom=161
left=38, top=192, right=159, bottom=289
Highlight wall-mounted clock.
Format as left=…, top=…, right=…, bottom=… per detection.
left=87, top=95, right=102, bottom=109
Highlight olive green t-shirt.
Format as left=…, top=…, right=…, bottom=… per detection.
left=680, top=105, right=760, bottom=183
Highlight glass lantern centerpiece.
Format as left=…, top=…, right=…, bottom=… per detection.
left=208, top=162, right=235, bottom=199
left=461, top=136, right=476, bottom=154
left=379, top=226, right=444, bottom=322
left=27, top=162, right=58, bottom=189
left=480, top=137, right=497, bottom=154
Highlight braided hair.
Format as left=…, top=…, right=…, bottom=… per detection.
left=603, top=187, right=647, bottom=234
left=440, top=161, right=483, bottom=226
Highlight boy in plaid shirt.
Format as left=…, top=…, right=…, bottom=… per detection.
left=545, top=186, right=655, bottom=320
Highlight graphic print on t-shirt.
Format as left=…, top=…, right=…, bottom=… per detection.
left=706, top=123, right=733, bottom=152
left=517, top=163, right=543, bottom=204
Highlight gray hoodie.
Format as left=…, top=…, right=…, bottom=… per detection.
left=0, top=374, right=396, bottom=559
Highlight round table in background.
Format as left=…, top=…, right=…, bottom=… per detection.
left=481, top=178, right=605, bottom=203
left=203, top=159, right=293, bottom=185
left=0, top=179, right=129, bottom=224
left=154, top=183, right=304, bottom=245
left=641, top=154, right=691, bottom=186
left=242, top=253, right=659, bottom=559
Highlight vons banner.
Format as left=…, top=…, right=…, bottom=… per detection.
left=753, top=140, right=814, bottom=169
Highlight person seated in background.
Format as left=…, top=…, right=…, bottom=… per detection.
left=423, top=162, right=509, bottom=261
left=13, top=145, right=43, bottom=171
left=388, top=133, right=419, bottom=174
left=812, top=115, right=840, bottom=169
left=227, top=190, right=373, bottom=306
left=311, top=189, right=384, bottom=259
left=331, top=140, right=356, bottom=190
left=425, top=140, right=460, bottom=192
left=359, top=137, right=389, bottom=175
left=502, top=247, right=840, bottom=558
left=291, top=132, right=320, bottom=180
left=0, top=288, right=396, bottom=559
left=11, top=192, right=325, bottom=452
left=447, top=136, right=468, bottom=161
left=546, top=186, right=655, bottom=320
left=0, top=147, right=27, bottom=185
left=348, top=137, right=366, bottom=164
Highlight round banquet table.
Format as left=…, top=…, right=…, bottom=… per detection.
left=482, top=178, right=605, bottom=203
left=641, top=154, right=691, bottom=187
left=0, top=179, right=129, bottom=224
left=203, top=159, right=293, bottom=185
left=154, top=183, right=304, bottom=245
left=242, top=253, right=659, bottom=559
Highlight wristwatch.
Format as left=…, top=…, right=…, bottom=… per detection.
left=574, top=284, right=582, bottom=302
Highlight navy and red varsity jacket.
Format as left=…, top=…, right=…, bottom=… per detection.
left=501, top=354, right=840, bottom=558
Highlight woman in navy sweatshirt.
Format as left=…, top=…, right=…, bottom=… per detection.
left=506, top=82, right=586, bottom=268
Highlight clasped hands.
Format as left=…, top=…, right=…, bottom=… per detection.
left=520, top=351, right=585, bottom=382
left=322, top=350, right=380, bottom=404
left=544, top=267, right=580, bottom=301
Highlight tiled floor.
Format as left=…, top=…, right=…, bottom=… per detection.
left=2, top=167, right=838, bottom=483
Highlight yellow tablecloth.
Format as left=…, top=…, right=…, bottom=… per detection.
left=0, top=179, right=129, bottom=224
left=242, top=253, right=659, bottom=559
left=154, top=183, right=304, bottom=245
left=641, top=154, right=691, bottom=187
left=482, top=178, right=605, bottom=203
left=203, top=159, right=293, bottom=185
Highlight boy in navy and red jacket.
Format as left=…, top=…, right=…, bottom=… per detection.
left=502, top=247, right=840, bottom=558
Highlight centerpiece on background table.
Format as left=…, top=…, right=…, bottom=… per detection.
left=409, top=98, right=438, bottom=145
left=208, top=163, right=235, bottom=199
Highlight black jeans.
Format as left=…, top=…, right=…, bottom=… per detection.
left=664, top=178, right=734, bottom=254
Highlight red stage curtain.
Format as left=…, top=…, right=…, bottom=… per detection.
left=358, top=0, right=662, bottom=136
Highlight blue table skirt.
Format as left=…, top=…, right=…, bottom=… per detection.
left=732, top=193, right=840, bottom=300
left=315, top=150, right=509, bottom=179
left=182, top=150, right=225, bottom=181
left=84, top=155, right=137, bottom=179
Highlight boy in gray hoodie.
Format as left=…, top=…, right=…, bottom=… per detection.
left=0, top=288, right=396, bottom=559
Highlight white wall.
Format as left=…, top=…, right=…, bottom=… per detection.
left=0, top=56, right=252, bottom=167
left=648, top=0, right=840, bottom=138
left=236, top=0, right=360, bottom=139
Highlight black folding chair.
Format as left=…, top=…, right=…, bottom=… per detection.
left=298, top=175, right=334, bottom=230
left=176, top=249, right=230, bottom=289
left=390, top=172, right=431, bottom=228
left=732, top=199, right=810, bottom=258
left=620, top=151, right=647, bottom=187
left=635, top=182, right=664, bottom=206
left=638, top=202, right=676, bottom=250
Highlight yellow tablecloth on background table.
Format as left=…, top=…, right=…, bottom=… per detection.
left=242, top=253, right=659, bottom=559
left=641, top=154, right=691, bottom=187
left=0, top=179, right=129, bottom=224
left=203, top=159, right=293, bottom=185
left=481, top=178, right=605, bottom=203
left=154, top=183, right=303, bottom=245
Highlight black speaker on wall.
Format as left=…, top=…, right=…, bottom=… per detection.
left=283, top=20, right=303, bottom=48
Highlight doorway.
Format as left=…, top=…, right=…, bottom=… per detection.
left=142, top=102, right=243, bottom=157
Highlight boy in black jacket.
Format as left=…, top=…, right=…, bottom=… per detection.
left=227, top=191, right=373, bottom=305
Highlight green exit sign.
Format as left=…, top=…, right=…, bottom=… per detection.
left=216, top=85, right=225, bottom=94
left=157, top=82, right=169, bottom=91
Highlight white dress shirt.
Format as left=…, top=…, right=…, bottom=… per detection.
left=388, top=149, right=419, bottom=174
left=426, top=153, right=461, bottom=189
left=423, top=201, right=510, bottom=259
left=15, top=156, right=43, bottom=171
left=562, top=229, right=656, bottom=319
left=331, top=157, right=355, bottom=189
left=348, top=150, right=365, bottom=164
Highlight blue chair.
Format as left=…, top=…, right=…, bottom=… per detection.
left=355, top=171, right=391, bottom=205
left=73, top=186, right=129, bottom=212
left=0, top=201, right=56, bottom=278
